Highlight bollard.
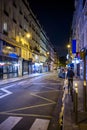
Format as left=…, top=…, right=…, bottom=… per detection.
left=83, top=80, right=87, bottom=112
left=59, top=112, right=63, bottom=130
left=73, top=88, right=75, bottom=112
left=59, top=105, right=64, bottom=130
left=74, top=83, right=78, bottom=124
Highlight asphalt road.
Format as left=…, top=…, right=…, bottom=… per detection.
left=0, top=73, right=64, bottom=130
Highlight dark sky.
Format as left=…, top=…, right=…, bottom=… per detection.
left=28, top=0, right=75, bottom=56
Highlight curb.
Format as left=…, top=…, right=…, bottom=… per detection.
left=0, top=73, right=45, bottom=87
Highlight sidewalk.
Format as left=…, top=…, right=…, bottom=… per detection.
left=63, top=79, right=87, bottom=130
left=0, top=73, right=45, bottom=86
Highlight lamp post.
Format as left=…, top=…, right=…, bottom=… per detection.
left=67, top=44, right=71, bottom=54
left=67, top=44, right=71, bottom=63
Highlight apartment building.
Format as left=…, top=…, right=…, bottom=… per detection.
left=0, top=0, right=58, bottom=79
left=72, top=0, right=87, bottom=78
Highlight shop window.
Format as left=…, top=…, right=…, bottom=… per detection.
left=8, top=65, right=13, bottom=72
left=13, top=65, right=18, bottom=73
left=3, top=66, right=8, bottom=73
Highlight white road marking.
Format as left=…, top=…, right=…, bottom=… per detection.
left=0, top=116, right=22, bottom=130
left=29, top=118, right=50, bottom=130
left=0, top=88, right=12, bottom=99
left=0, top=84, right=15, bottom=89
left=0, top=85, right=14, bottom=99
left=31, top=82, right=59, bottom=85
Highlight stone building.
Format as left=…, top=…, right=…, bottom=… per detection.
left=72, top=0, right=87, bottom=78
left=0, top=0, right=58, bottom=79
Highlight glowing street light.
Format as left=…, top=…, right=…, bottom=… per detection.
left=47, top=52, right=49, bottom=55
left=67, top=44, right=71, bottom=49
left=26, top=33, right=32, bottom=39
left=67, top=44, right=71, bottom=63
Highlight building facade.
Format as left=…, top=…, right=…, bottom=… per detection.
left=72, top=0, right=87, bottom=78
left=0, top=0, right=58, bottom=79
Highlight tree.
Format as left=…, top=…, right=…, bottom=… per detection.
left=59, top=56, right=67, bottom=67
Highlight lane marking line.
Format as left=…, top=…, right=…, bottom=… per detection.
left=31, top=93, right=56, bottom=103
left=29, top=118, right=50, bottom=130
left=31, top=83, right=59, bottom=85
left=0, top=116, right=22, bottom=130
left=0, top=103, right=55, bottom=113
left=0, top=112, right=52, bottom=119
left=35, top=90, right=60, bottom=94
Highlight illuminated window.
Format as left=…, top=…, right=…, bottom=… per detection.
left=3, top=23, right=7, bottom=31
left=3, top=22, right=8, bottom=35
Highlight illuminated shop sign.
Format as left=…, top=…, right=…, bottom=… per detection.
left=72, top=40, right=76, bottom=54
left=9, top=53, right=18, bottom=58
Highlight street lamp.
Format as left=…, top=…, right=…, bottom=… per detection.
left=67, top=44, right=71, bottom=63
left=67, top=44, right=71, bottom=54
left=26, top=33, right=32, bottom=39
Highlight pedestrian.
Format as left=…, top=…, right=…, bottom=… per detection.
left=67, top=67, right=74, bottom=93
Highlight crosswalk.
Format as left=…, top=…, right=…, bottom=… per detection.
left=0, top=116, right=50, bottom=130
left=29, top=118, right=50, bottom=130
left=0, top=116, right=22, bottom=130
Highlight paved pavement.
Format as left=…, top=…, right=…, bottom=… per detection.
left=63, top=78, right=87, bottom=130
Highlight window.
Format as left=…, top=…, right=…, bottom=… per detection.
left=13, top=18, right=17, bottom=24
left=3, top=2, right=9, bottom=17
left=83, top=0, right=86, bottom=8
left=3, top=22, right=8, bottom=35
left=13, top=11, right=17, bottom=24
left=13, top=1, right=17, bottom=8
left=3, top=22, right=7, bottom=31
left=4, top=10, right=9, bottom=16
left=24, top=15, right=28, bottom=22
left=19, top=9, right=23, bottom=15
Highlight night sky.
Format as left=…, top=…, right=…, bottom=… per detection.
left=28, top=0, right=75, bottom=56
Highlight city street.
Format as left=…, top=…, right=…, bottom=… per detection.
left=0, top=73, right=64, bottom=130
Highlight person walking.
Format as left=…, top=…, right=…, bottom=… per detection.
left=67, top=67, right=74, bottom=93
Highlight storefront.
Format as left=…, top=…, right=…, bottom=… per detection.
left=28, top=58, right=32, bottom=74
left=0, top=56, right=18, bottom=79
left=0, top=40, right=20, bottom=79
left=22, top=59, right=29, bottom=75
